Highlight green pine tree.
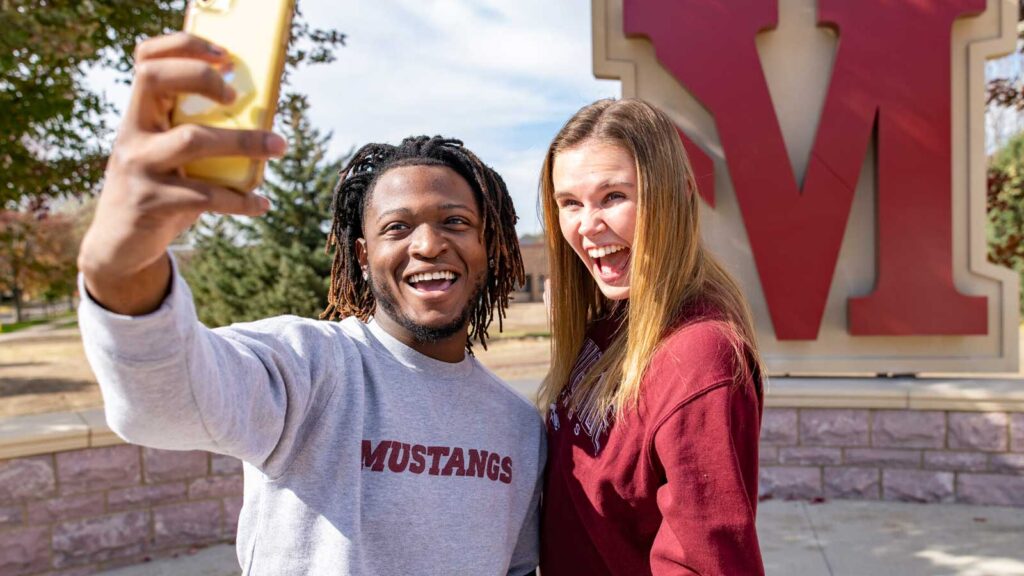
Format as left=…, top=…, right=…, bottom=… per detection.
left=179, top=219, right=253, bottom=327
left=184, top=94, right=347, bottom=326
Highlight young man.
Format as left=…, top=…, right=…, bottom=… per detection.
left=76, top=33, right=544, bottom=575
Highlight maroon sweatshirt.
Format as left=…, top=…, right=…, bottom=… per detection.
left=540, top=312, right=764, bottom=575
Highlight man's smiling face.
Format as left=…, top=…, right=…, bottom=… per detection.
left=357, top=164, right=488, bottom=347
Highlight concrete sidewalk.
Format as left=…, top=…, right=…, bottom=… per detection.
left=760, top=500, right=1024, bottom=575
left=98, top=500, right=1024, bottom=576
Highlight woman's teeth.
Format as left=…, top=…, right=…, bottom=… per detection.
left=408, top=271, right=457, bottom=285
left=587, top=245, right=628, bottom=259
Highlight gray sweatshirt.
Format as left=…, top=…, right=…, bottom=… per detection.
left=77, top=266, right=545, bottom=575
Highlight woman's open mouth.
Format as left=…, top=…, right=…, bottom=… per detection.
left=587, top=244, right=630, bottom=282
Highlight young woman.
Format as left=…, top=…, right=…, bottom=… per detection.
left=538, top=98, right=765, bottom=575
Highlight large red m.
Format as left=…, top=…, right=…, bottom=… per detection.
left=626, top=0, right=988, bottom=339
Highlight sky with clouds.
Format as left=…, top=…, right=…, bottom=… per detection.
left=87, top=0, right=621, bottom=234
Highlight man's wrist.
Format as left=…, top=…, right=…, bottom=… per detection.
left=81, top=254, right=174, bottom=316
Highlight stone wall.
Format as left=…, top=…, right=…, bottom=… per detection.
left=0, top=445, right=242, bottom=576
left=759, top=408, right=1024, bottom=506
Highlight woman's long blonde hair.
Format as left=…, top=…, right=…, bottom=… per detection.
left=538, top=98, right=762, bottom=418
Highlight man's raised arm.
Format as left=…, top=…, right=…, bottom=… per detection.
left=73, top=33, right=335, bottom=471
left=77, top=32, right=285, bottom=315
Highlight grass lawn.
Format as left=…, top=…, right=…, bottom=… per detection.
left=0, top=318, right=51, bottom=334
left=0, top=311, right=78, bottom=334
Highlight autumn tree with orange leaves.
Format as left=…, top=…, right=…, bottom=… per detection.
left=0, top=210, right=79, bottom=323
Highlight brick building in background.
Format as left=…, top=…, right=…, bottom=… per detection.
left=511, top=237, right=549, bottom=303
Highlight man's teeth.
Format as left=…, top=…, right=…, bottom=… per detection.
left=408, top=271, right=457, bottom=284
left=587, top=245, right=628, bottom=259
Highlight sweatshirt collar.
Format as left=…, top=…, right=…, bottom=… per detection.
left=365, top=319, right=475, bottom=381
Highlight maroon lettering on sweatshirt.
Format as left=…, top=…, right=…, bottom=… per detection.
left=499, top=457, right=512, bottom=484
left=442, top=447, right=466, bottom=476
left=486, top=452, right=501, bottom=481
left=466, top=449, right=488, bottom=477
left=387, top=442, right=410, bottom=473
left=362, top=440, right=513, bottom=484
left=361, top=439, right=390, bottom=472
left=409, top=444, right=427, bottom=474
left=426, top=446, right=449, bottom=475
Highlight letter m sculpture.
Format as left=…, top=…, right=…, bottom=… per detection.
left=592, top=0, right=1021, bottom=373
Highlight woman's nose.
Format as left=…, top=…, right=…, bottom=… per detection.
left=577, top=207, right=606, bottom=237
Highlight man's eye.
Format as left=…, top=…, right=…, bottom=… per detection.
left=446, top=217, right=470, bottom=227
left=383, top=223, right=408, bottom=233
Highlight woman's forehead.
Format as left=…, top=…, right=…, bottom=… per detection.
left=552, top=142, right=637, bottom=192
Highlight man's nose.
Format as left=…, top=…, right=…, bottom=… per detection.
left=410, top=224, right=447, bottom=259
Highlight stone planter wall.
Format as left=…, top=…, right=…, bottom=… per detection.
left=758, top=407, right=1024, bottom=506
left=0, top=442, right=242, bottom=576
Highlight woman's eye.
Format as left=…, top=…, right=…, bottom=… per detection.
left=606, top=192, right=626, bottom=203
left=558, top=199, right=582, bottom=209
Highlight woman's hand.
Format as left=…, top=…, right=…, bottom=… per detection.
left=78, top=32, right=287, bottom=315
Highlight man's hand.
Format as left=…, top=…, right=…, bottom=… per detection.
left=78, top=32, right=287, bottom=316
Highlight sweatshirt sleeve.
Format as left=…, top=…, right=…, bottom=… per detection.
left=77, top=260, right=342, bottom=475
left=647, top=380, right=764, bottom=576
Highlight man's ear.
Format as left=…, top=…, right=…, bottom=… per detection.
left=355, top=238, right=368, bottom=272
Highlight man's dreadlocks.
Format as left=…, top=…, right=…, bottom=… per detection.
left=321, top=135, right=525, bottom=351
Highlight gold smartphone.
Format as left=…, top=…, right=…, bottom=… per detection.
left=171, top=0, right=296, bottom=191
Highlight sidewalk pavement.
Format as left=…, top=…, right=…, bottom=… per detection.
left=98, top=499, right=1024, bottom=576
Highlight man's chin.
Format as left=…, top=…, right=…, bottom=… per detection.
left=379, top=298, right=469, bottom=345
left=398, top=315, right=468, bottom=344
